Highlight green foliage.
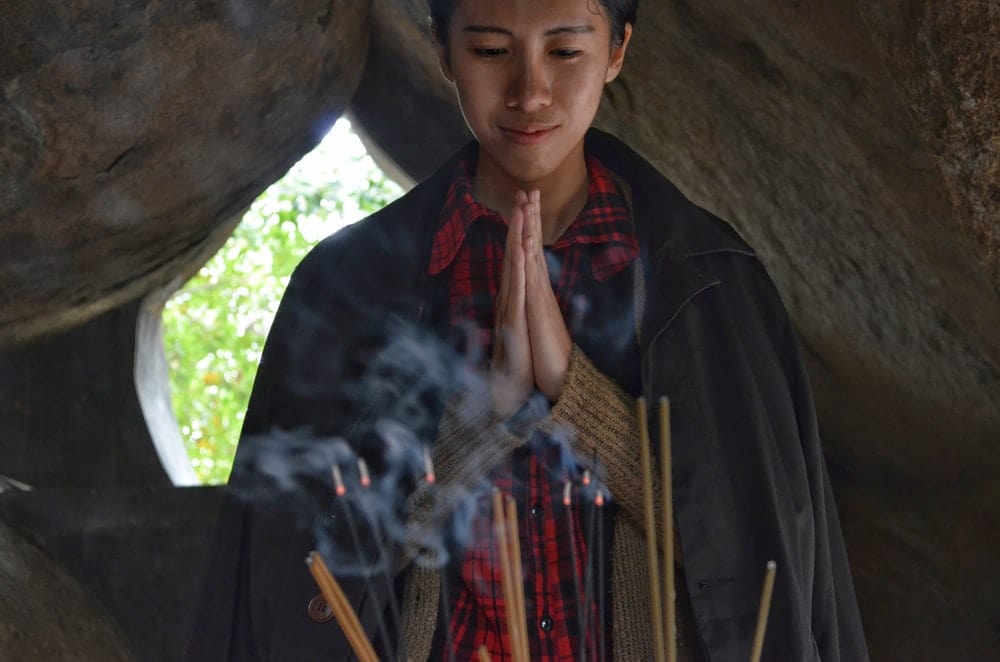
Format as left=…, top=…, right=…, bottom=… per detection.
left=163, top=120, right=404, bottom=484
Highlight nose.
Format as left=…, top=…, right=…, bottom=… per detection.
left=506, top=53, right=551, bottom=112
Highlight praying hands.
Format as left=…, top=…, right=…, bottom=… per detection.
left=491, top=189, right=573, bottom=417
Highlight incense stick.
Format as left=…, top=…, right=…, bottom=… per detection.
left=596, top=488, right=606, bottom=662
left=354, top=459, right=404, bottom=662
left=306, top=551, right=378, bottom=662
left=505, top=496, right=529, bottom=662
left=332, top=467, right=393, bottom=658
left=659, top=397, right=676, bottom=662
left=637, top=396, right=667, bottom=662
left=477, top=645, right=492, bottom=662
left=581, top=487, right=598, bottom=662
left=580, top=457, right=600, bottom=662
left=564, top=478, right=587, bottom=654
left=492, top=489, right=526, bottom=662
left=749, top=561, right=777, bottom=662
left=423, top=446, right=436, bottom=484
left=418, top=453, right=454, bottom=662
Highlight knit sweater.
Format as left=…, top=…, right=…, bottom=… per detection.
left=400, top=345, right=699, bottom=661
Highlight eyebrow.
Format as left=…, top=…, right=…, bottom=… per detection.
left=462, top=24, right=596, bottom=37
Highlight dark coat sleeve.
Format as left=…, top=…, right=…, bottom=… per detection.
left=642, top=250, right=868, bottom=662
left=184, top=244, right=352, bottom=661
left=184, top=236, right=399, bottom=661
left=185, top=204, right=454, bottom=660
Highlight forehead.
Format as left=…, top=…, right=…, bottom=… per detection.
left=452, top=0, right=608, bottom=32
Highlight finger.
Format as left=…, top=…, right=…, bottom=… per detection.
left=509, top=211, right=526, bottom=317
left=498, top=197, right=525, bottom=313
left=524, top=223, right=550, bottom=305
left=505, top=196, right=527, bottom=321
left=511, top=192, right=527, bottom=251
left=495, top=196, right=527, bottom=363
left=522, top=189, right=539, bottom=250
left=531, top=189, right=543, bottom=247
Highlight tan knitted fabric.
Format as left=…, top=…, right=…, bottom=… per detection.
left=546, top=347, right=682, bottom=564
left=611, top=517, right=656, bottom=660
left=400, top=348, right=698, bottom=660
left=400, top=386, right=523, bottom=660
left=401, top=566, right=440, bottom=662
left=613, top=517, right=699, bottom=662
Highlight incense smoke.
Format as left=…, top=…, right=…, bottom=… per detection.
left=230, top=281, right=622, bottom=578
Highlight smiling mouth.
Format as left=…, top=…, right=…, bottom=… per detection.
left=500, top=126, right=557, bottom=145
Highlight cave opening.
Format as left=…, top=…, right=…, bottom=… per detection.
left=136, top=115, right=406, bottom=486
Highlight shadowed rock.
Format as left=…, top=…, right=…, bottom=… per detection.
left=0, top=519, right=133, bottom=660
left=0, top=0, right=370, bottom=345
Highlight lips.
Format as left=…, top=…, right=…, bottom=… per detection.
left=500, top=125, right=557, bottom=145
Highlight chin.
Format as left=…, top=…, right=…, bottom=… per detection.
left=505, top=160, right=557, bottom=185
left=495, top=147, right=569, bottom=183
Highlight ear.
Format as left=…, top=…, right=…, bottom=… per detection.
left=437, top=44, right=455, bottom=84
left=605, top=22, right=633, bottom=84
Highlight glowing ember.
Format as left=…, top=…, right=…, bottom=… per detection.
left=563, top=479, right=572, bottom=507
left=357, top=458, right=371, bottom=488
left=422, top=446, right=436, bottom=484
left=595, top=489, right=605, bottom=507
left=331, top=464, right=346, bottom=496
left=582, top=470, right=591, bottom=486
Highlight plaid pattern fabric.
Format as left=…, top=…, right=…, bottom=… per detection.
left=429, top=155, right=637, bottom=661
left=429, top=156, right=639, bottom=359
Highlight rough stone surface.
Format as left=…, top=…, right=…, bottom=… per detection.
left=0, top=0, right=371, bottom=345
left=350, top=0, right=471, bottom=183
left=0, top=486, right=224, bottom=662
left=0, top=297, right=169, bottom=488
left=0, top=518, right=133, bottom=661
left=860, top=1, right=1000, bottom=284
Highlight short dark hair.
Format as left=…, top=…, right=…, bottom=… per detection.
left=430, top=0, right=639, bottom=52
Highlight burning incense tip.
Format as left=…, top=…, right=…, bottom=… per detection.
left=331, top=464, right=346, bottom=496
left=582, top=470, right=592, bottom=486
left=767, top=560, right=776, bottom=571
left=422, top=446, right=436, bottom=484
left=563, top=479, right=573, bottom=507
left=595, top=489, right=605, bottom=507
left=357, top=458, right=371, bottom=488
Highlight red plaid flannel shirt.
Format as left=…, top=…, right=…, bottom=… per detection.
left=428, top=155, right=637, bottom=661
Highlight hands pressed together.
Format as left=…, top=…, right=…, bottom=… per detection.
left=491, top=190, right=572, bottom=418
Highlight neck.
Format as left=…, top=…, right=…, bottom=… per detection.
left=472, top=145, right=590, bottom=245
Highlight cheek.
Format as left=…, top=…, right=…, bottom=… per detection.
left=456, top=71, right=499, bottom=105
left=555, top=71, right=605, bottom=114
left=453, top=77, right=489, bottom=120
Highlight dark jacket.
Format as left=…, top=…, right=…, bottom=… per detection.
left=187, top=130, right=868, bottom=661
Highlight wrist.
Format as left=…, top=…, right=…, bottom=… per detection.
left=490, top=371, right=529, bottom=419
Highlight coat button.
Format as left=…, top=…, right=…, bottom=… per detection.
left=307, top=593, right=334, bottom=623
left=539, top=616, right=554, bottom=632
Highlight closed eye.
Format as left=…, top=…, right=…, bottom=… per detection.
left=551, top=49, right=582, bottom=59
left=473, top=47, right=507, bottom=57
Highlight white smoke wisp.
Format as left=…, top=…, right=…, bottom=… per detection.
left=230, top=292, right=621, bottom=580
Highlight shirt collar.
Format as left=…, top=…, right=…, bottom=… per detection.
left=428, top=159, right=502, bottom=276
left=428, top=153, right=638, bottom=280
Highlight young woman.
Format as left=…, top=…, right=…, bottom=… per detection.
left=188, top=1, right=868, bottom=660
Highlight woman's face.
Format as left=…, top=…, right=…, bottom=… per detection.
left=440, top=0, right=631, bottom=188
